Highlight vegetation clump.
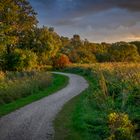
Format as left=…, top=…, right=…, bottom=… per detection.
left=52, top=53, right=71, bottom=69
left=108, top=112, right=136, bottom=140
left=55, top=63, right=140, bottom=140
left=0, top=71, right=52, bottom=105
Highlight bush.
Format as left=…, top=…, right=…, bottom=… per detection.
left=4, top=49, right=38, bottom=71
left=52, top=53, right=71, bottom=69
left=108, top=112, right=136, bottom=140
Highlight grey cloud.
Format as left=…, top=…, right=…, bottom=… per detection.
left=66, top=0, right=140, bottom=18
left=54, top=17, right=83, bottom=26
left=29, top=0, right=140, bottom=22
left=54, top=9, right=140, bottom=28
left=30, top=0, right=57, bottom=9
left=29, top=0, right=140, bottom=42
left=30, top=0, right=140, bottom=14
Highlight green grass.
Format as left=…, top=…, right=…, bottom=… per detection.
left=54, top=66, right=140, bottom=140
left=0, top=73, right=69, bottom=117
left=54, top=72, right=95, bottom=140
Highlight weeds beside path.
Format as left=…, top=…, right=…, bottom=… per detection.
left=0, top=72, right=88, bottom=140
left=0, top=73, right=68, bottom=117
left=54, top=65, right=140, bottom=140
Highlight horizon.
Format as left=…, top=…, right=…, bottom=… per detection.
left=29, top=0, right=140, bottom=43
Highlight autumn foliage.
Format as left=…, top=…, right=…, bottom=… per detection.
left=52, top=54, right=71, bottom=69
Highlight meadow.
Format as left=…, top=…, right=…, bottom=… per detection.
left=54, top=63, right=140, bottom=140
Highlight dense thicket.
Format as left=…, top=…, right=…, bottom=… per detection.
left=0, top=0, right=140, bottom=71
left=60, top=36, right=140, bottom=63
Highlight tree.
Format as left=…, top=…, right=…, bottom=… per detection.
left=130, top=41, right=140, bottom=55
left=109, top=42, right=140, bottom=62
left=61, top=36, right=70, bottom=48
left=70, top=34, right=83, bottom=48
left=4, top=49, right=37, bottom=71
left=33, top=26, right=62, bottom=65
left=0, top=0, right=37, bottom=55
left=60, top=35, right=97, bottom=63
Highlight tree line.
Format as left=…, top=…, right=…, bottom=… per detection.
left=0, top=0, right=140, bottom=71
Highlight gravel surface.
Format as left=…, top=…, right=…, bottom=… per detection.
left=0, top=72, right=88, bottom=140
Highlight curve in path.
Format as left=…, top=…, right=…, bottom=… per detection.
left=0, top=72, right=88, bottom=140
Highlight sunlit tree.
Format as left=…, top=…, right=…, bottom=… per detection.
left=109, top=42, right=140, bottom=62
left=0, top=0, right=37, bottom=53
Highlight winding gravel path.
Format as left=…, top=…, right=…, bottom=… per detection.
left=0, top=72, right=88, bottom=140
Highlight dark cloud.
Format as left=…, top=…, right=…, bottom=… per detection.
left=114, top=1, right=140, bottom=11
left=65, top=0, right=140, bottom=18
left=30, top=0, right=140, bottom=15
left=89, top=0, right=140, bottom=12
left=29, top=0, right=57, bottom=9
left=29, top=0, right=140, bottom=42
left=29, top=0, right=140, bottom=21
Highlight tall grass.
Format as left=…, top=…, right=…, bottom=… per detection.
left=61, top=63, right=140, bottom=140
left=0, top=71, right=52, bottom=105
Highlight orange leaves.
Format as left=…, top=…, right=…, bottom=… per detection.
left=52, top=54, right=71, bottom=69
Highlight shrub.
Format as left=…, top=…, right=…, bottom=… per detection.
left=52, top=53, right=71, bottom=69
left=108, top=112, right=136, bottom=140
left=4, top=49, right=38, bottom=71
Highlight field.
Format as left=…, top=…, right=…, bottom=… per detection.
left=54, top=63, right=140, bottom=140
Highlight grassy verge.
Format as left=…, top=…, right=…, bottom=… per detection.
left=54, top=66, right=140, bottom=140
left=54, top=71, right=95, bottom=140
left=54, top=89, right=89, bottom=140
left=0, top=73, right=69, bottom=117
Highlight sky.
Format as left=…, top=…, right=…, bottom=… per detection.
left=29, top=0, right=140, bottom=43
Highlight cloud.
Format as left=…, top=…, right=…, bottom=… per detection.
left=29, top=0, right=140, bottom=42
left=116, top=1, right=140, bottom=11
left=29, top=0, right=57, bottom=9
left=54, top=8, right=140, bottom=28
left=29, top=0, right=140, bottom=21
left=54, top=17, right=83, bottom=26
left=74, top=0, right=140, bottom=12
